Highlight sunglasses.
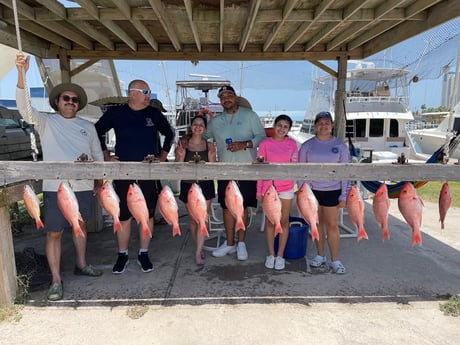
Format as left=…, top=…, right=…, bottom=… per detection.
left=130, top=88, right=151, bottom=95
left=61, top=95, right=80, bottom=103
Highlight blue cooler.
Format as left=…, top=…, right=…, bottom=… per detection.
left=274, top=216, right=309, bottom=259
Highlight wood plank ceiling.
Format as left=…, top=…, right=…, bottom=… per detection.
left=0, top=0, right=459, bottom=63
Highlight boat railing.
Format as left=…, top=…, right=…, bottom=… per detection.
left=347, top=95, right=409, bottom=104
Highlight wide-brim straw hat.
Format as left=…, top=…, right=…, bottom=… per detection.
left=237, top=96, right=252, bottom=110
left=48, top=83, right=87, bottom=111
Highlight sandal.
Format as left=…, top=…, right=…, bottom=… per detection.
left=329, top=260, right=346, bottom=274
left=74, top=264, right=103, bottom=277
left=47, top=281, right=63, bottom=301
left=309, top=255, right=327, bottom=267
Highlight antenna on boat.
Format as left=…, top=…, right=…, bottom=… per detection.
left=189, top=73, right=221, bottom=80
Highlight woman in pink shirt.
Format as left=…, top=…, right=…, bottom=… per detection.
left=257, top=115, right=298, bottom=270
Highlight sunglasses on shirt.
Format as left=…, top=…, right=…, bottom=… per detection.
left=130, top=88, right=151, bottom=95
left=61, top=95, right=80, bottom=103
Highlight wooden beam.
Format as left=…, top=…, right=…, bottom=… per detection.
left=327, top=0, right=406, bottom=51
left=184, top=0, right=201, bottom=52
left=70, top=59, right=100, bottom=78
left=1, top=161, right=460, bottom=182
left=263, top=0, right=297, bottom=52
left=0, top=205, right=17, bottom=307
left=239, top=0, right=261, bottom=52
left=305, top=0, right=371, bottom=51
left=285, top=0, right=335, bottom=52
left=148, top=0, right=182, bottom=51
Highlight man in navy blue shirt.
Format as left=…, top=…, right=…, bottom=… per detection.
left=95, top=79, right=174, bottom=275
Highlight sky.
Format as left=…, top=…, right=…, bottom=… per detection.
left=1, top=16, right=459, bottom=120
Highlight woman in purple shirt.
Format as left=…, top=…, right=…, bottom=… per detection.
left=298, top=111, right=350, bottom=274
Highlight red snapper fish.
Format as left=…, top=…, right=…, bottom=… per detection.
left=187, top=183, right=209, bottom=237
left=158, top=185, right=181, bottom=237
left=225, top=180, right=246, bottom=231
left=97, top=181, right=122, bottom=233
left=23, top=184, right=44, bottom=230
left=372, top=183, right=390, bottom=242
left=346, top=185, right=368, bottom=241
left=438, top=182, right=452, bottom=230
left=397, top=182, right=423, bottom=246
left=296, top=182, right=319, bottom=241
left=126, top=183, right=152, bottom=238
left=262, top=185, right=283, bottom=236
left=57, top=181, right=85, bottom=238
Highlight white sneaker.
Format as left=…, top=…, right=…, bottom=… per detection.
left=274, top=256, right=285, bottom=270
left=237, top=242, right=248, bottom=261
left=265, top=255, right=275, bottom=269
left=212, top=241, right=236, bottom=257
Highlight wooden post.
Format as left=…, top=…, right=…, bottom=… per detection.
left=0, top=205, right=17, bottom=306
left=87, top=196, right=103, bottom=232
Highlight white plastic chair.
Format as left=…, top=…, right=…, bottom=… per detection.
left=203, top=202, right=256, bottom=251
left=203, top=203, right=226, bottom=251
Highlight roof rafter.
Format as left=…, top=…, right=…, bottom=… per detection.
left=239, top=0, right=262, bottom=52
left=285, top=0, right=335, bottom=52
left=263, top=0, right=298, bottom=52
left=148, top=0, right=181, bottom=51
left=184, top=0, right=201, bottom=52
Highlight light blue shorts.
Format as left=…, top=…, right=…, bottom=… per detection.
left=278, top=188, right=295, bottom=200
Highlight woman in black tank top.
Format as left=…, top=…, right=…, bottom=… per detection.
left=175, top=115, right=216, bottom=266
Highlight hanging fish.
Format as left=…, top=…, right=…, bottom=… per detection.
left=438, top=182, right=452, bottom=230
left=158, top=185, right=181, bottom=237
left=23, top=184, right=44, bottom=230
left=372, top=183, right=390, bottom=242
left=398, top=182, right=423, bottom=246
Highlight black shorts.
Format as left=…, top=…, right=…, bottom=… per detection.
left=217, top=180, right=257, bottom=209
left=312, top=189, right=341, bottom=207
left=179, top=180, right=216, bottom=203
left=113, top=180, right=159, bottom=221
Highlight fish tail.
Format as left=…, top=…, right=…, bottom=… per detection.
left=36, top=218, right=45, bottom=230
left=235, top=217, right=246, bottom=231
left=357, top=226, right=368, bottom=241
left=310, top=225, right=319, bottom=242
left=274, top=223, right=283, bottom=237
left=73, top=225, right=86, bottom=239
left=382, top=226, right=390, bottom=242
left=113, top=218, right=122, bottom=233
left=141, top=223, right=153, bottom=239
left=199, top=222, right=209, bottom=237
left=411, top=229, right=423, bottom=246
left=173, top=224, right=182, bottom=237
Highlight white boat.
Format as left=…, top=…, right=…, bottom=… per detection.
left=293, top=60, right=415, bottom=162
left=406, top=105, right=460, bottom=160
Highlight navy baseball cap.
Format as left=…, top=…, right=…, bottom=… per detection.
left=218, top=85, right=236, bottom=97
left=314, top=111, right=333, bottom=123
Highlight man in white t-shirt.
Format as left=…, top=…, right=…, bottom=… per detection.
left=16, top=53, right=104, bottom=301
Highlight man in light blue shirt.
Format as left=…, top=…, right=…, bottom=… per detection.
left=205, top=85, right=265, bottom=261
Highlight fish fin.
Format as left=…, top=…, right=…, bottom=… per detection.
left=36, top=218, right=45, bottom=230
left=411, top=229, right=423, bottom=246
left=274, top=223, right=283, bottom=237
left=382, top=226, right=390, bottom=242
left=141, top=224, right=153, bottom=239
left=357, top=226, right=368, bottom=241
left=310, top=225, right=319, bottom=242
left=200, top=223, right=209, bottom=237
left=73, top=225, right=86, bottom=238
left=113, top=219, right=122, bottom=233
left=173, top=224, right=182, bottom=237
left=235, top=218, right=246, bottom=231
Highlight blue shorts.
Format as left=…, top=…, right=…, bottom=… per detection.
left=113, top=180, right=159, bottom=221
left=43, top=191, right=93, bottom=232
left=312, top=189, right=341, bottom=207
left=179, top=180, right=216, bottom=203
left=217, top=180, right=257, bottom=209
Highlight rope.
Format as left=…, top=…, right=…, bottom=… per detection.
left=12, top=0, right=39, bottom=161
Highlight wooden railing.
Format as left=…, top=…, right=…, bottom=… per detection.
left=1, top=161, right=460, bottom=305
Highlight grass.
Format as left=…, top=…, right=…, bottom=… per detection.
left=439, top=295, right=460, bottom=317
left=0, top=305, right=23, bottom=323
left=415, top=181, right=460, bottom=208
